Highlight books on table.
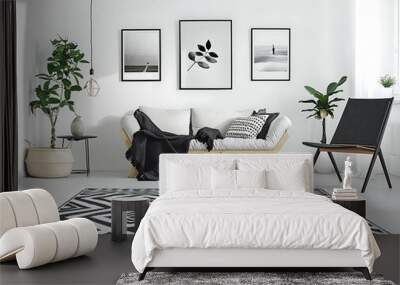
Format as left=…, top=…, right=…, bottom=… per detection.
left=332, top=188, right=359, bottom=200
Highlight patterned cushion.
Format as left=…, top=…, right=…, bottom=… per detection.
left=225, top=115, right=268, bottom=139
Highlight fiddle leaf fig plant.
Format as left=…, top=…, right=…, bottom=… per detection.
left=299, top=76, right=347, bottom=143
left=30, top=36, right=88, bottom=148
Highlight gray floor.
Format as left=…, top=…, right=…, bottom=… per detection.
left=0, top=234, right=134, bottom=285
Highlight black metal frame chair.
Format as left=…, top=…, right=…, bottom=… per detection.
left=303, top=98, right=394, bottom=193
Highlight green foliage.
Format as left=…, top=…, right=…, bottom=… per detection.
left=299, top=76, right=347, bottom=120
left=379, top=74, right=396, bottom=88
left=29, top=36, right=88, bottom=148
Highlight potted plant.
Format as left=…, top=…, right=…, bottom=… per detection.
left=25, top=36, right=88, bottom=178
left=299, top=76, right=347, bottom=143
left=379, top=74, right=395, bottom=97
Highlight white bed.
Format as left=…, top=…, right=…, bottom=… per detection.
left=131, top=154, right=380, bottom=280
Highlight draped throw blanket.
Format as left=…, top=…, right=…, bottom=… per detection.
left=125, top=110, right=193, bottom=181
left=125, top=110, right=223, bottom=181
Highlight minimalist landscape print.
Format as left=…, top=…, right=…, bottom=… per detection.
left=251, top=28, right=290, bottom=81
left=180, top=20, right=232, bottom=89
left=121, top=29, right=161, bottom=81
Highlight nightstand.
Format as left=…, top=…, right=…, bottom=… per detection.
left=332, top=199, right=366, bottom=218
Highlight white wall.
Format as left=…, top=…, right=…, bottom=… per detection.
left=17, top=0, right=355, bottom=173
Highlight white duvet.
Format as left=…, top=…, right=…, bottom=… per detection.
left=131, top=190, right=380, bottom=273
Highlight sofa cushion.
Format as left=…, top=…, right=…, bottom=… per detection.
left=139, top=106, right=191, bottom=135
left=225, top=115, right=268, bottom=139
left=191, top=108, right=253, bottom=136
left=252, top=111, right=280, bottom=139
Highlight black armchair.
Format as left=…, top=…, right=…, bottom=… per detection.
left=303, top=97, right=394, bottom=193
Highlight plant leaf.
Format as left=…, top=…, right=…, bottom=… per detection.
left=206, top=40, right=211, bottom=50
left=197, top=44, right=206, bottom=52
left=197, top=61, right=210, bottom=69
left=304, top=86, right=323, bottom=100
left=329, top=97, right=345, bottom=104
left=205, top=56, right=217, bottom=63
left=326, top=82, right=338, bottom=94
left=299, top=99, right=317, bottom=104
left=188, top=51, right=196, bottom=61
left=195, top=52, right=203, bottom=56
left=337, top=76, right=347, bottom=86
left=70, top=85, right=82, bottom=91
left=209, top=52, right=218, bottom=58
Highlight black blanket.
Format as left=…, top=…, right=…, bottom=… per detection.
left=125, top=110, right=224, bottom=181
left=125, top=110, right=193, bottom=181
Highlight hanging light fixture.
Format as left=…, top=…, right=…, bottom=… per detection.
left=84, top=0, right=100, bottom=97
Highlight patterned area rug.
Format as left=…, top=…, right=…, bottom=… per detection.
left=116, top=272, right=395, bottom=285
left=59, top=187, right=389, bottom=235
left=59, top=188, right=158, bottom=234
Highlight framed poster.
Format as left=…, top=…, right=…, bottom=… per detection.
left=179, top=20, right=232, bottom=90
left=251, top=28, right=291, bottom=81
left=121, top=29, right=161, bottom=81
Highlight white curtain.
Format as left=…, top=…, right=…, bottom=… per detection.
left=354, top=0, right=400, bottom=177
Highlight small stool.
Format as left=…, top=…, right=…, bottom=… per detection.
left=111, top=197, right=150, bottom=242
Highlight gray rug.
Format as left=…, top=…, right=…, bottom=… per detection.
left=116, top=272, right=395, bottom=285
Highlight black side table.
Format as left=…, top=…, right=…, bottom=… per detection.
left=57, top=135, right=97, bottom=176
left=332, top=199, right=366, bottom=218
left=111, top=197, right=150, bottom=242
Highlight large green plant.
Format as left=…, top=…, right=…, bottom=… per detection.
left=299, top=76, right=347, bottom=143
left=30, top=36, right=88, bottom=148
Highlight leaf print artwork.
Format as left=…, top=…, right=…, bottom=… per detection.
left=187, top=40, right=219, bottom=72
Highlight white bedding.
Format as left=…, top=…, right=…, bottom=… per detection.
left=131, top=190, right=380, bottom=273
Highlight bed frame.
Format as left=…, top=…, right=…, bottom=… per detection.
left=139, top=248, right=371, bottom=280
left=136, top=154, right=372, bottom=281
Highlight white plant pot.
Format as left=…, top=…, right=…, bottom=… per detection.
left=25, top=148, right=74, bottom=178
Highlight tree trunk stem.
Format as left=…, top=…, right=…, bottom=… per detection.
left=321, top=118, right=327, bottom=144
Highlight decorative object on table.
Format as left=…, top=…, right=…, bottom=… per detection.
left=303, top=97, right=394, bottom=193
left=27, top=36, right=88, bottom=178
left=57, top=135, right=97, bottom=176
left=121, top=29, right=161, bottom=81
left=379, top=74, right=395, bottom=97
left=84, top=0, right=100, bottom=97
left=0, top=189, right=98, bottom=269
left=70, top=115, right=85, bottom=137
left=112, top=197, right=150, bottom=242
left=343, top=156, right=353, bottom=190
left=299, top=75, right=347, bottom=144
left=251, top=28, right=290, bottom=81
left=179, top=20, right=232, bottom=89
left=59, top=188, right=158, bottom=234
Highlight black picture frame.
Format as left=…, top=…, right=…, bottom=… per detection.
left=179, top=20, right=233, bottom=90
left=251, top=28, right=291, bottom=81
left=121, top=29, right=161, bottom=82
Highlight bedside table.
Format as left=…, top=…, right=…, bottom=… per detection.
left=332, top=199, right=366, bottom=218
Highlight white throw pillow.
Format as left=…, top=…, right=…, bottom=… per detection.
left=211, top=168, right=237, bottom=190
left=167, top=163, right=211, bottom=191
left=191, top=108, right=253, bottom=135
left=237, top=169, right=267, bottom=189
left=139, top=106, right=191, bottom=135
left=266, top=163, right=308, bottom=192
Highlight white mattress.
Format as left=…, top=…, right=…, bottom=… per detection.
left=131, top=190, right=380, bottom=273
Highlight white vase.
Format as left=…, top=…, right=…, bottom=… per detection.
left=25, top=148, right=74, bottom=178
left=71, top=116, right=85, bottom=137
left=380, top=87, right=393, bottom=98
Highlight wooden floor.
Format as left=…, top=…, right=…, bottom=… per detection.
left=1, top=234, right=398, bottom=285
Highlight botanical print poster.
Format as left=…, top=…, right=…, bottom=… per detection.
left=179, top=20, right=232, bottom=89
left=251, top=28, right=290, bottom=81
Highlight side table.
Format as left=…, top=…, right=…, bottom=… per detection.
left=57, top=135, right=97, bottom=176
left=111, top=197, right=150, bottom=242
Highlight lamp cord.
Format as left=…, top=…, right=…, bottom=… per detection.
left=89, top=0, right=94, bottom=75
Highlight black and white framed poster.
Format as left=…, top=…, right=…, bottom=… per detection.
left=121, top=29, right=161, bottom=81
left=251, top=28, right=290, bottom=81
left=179, top=20, right=232, bottom=90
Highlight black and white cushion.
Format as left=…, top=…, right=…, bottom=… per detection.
left=225, top=115, right=268, bottom=139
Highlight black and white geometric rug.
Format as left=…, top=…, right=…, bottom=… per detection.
left=59, top=188, right=158, bottom=234
left=59, top=187, right=390, bottom=235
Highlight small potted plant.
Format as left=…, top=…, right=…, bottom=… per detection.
left=299, top=76, right=347, bottom=143
left=379, top=74, right=396, bottom=97
left=25, top=36, right=88, bottom=178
